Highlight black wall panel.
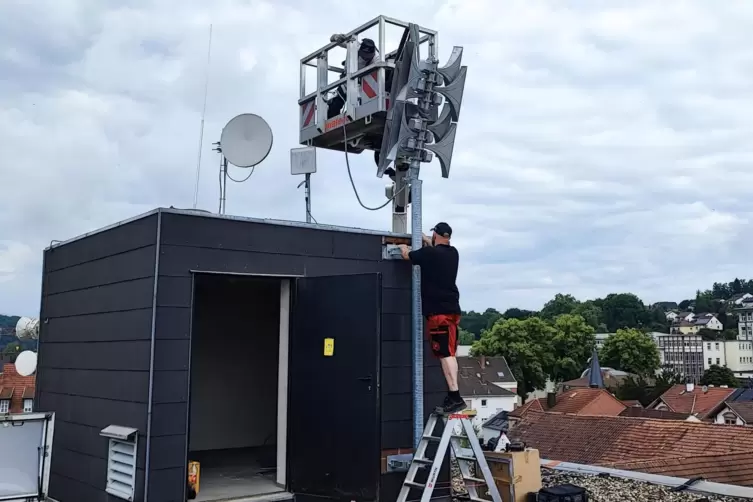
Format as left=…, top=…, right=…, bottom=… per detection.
left=38, top=214, right=158, bottom=502
left=40, top=210, right=451, bottom=502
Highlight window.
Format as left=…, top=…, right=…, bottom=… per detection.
left=724, top=413, right=738, bottom=425
left=23, top=399, right=33, bottom=413
left=101, top=426, right=138, bottom=501
left=708, top=358, right=712, bottom=365
left=707, top=343, right=712, bottom=350
left=716, top=358, right=721, bottom=365
left=0, top=400, right=8, bottom=414
left=716, top=343, right=720, bottom=350
left=481, top=399, right=487, bottom=407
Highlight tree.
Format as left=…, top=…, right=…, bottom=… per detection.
left=572, top=301, right=604, bottom=331
left=700, top=365, right=738, bottom=387
left=541, top=294, right=580, bottom=319
left=694, top=290, right=715, bottom=313
left=471, top=317, right=554, bottom=400
left=615, top=366, right=683, bottom=406
left=502, top=308, right=537, bottom=320
left=549, top=314, right=596, bottom=383
left=600, top=293, right=651, bottom=331
left=458, top=328, right=475, bottom=346
left=460, top=309, right=502, bottom=339
left=648, top=306, right=670, bottom=332
left=601, top=328, right=660, bottom=376
left=678, top=299, right=693, bottom=310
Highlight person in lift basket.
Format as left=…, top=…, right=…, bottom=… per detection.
left=399, top=222, right=465, bottom=414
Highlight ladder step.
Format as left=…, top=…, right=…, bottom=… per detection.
left=413, top=457, right=433, bottom=465
left=423, top=435, right=442, bottom=442
left=456, top=455, right=476, bottom=462
left=463, top=476, right=486, bottom=484
left=403, top=481, right=425, bottom=490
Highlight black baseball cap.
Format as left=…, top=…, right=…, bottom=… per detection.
left=431, top=222, right=452, bottom=238
left=359, top=38, right=376, bottom=54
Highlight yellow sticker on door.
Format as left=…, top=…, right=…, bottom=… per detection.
left=323, top=338, right=334, bottom=356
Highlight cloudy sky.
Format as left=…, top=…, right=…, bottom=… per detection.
left=2, top=1, right=753, bottom=317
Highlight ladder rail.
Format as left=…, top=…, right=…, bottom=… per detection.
left=397, top=412, right=502, bottom=502
left=459, top=417, right=503, bottom=502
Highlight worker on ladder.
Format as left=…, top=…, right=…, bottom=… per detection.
left=398, top=223, right=465, bottom=414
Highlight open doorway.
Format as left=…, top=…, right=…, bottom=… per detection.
left=188, top=273, right=291, bottom=502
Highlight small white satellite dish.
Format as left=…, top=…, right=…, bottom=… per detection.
left=15, top=351, right=37, bottom=377
left=702, top=385, right=709, bottom=393
left=15, top=317, right=39, bottom=340
left=220, top=113, right=274, bottom=168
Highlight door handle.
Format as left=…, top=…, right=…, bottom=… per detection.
left=357, top=374, right=373, bottom=391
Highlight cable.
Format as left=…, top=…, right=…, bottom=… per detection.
left=226, top=166, right=255, bottom=183
left=342, top=121, right=407, bottom=211
left=306, top=208, right=318, bottom=224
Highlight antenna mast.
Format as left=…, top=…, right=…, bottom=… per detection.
left=192, top=24, right=213, bottom=209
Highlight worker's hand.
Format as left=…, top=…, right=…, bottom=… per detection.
left=422, top=233, right=432, bottom=247
left=398, top=244, right=411, bottom=260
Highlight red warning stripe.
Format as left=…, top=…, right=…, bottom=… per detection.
left=361, top=71, right=378, bottom=99
left=301, top=101, right=315, bottom=127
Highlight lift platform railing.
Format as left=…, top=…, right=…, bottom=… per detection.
left=298, top=15, right=437, bottom=150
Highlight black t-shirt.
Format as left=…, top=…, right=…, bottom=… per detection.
left=407, top=244, right=461, bottom=316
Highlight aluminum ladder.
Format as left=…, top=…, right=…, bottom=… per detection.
left=397, top=410, right=502, bottom=502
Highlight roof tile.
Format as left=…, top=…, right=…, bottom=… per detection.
left=656, top=384, right=735, bottom=418
left=0, top=363, right=36, bottom=413
left=509, top=410, right=753, bottom=486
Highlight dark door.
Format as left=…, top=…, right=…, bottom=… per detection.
left=288, top=273, right=381, bottom=501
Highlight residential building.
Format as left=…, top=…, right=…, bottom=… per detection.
left=0, top=362, right=35, bottom=414
left=655, top=333, right=704, bottom=383
left=510, top=388, right=627, bottom=422
left=737, top=304, right=753, bottom=341
left=729, top=293, right=753, bottom=306
left=457, top=356, right=518, bottom=427
left=665, top=311, right=679, bottom=322
left=693, top=313, right=723, bottom=331
left=713, top=402, right=753, bottom=426
left=702, top=339, right=753, bottom=375
left=510, top=410, right=753, bottom=488
left=649, top=383, right=736, bottom=419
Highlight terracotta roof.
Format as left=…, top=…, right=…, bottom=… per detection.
left=510, top=398, right=545, bottom=418
left=612, top=451, right=753, bottom=487
left=619, top=407, right=691, bottom=421
left=0, top=363, right=36, bottom=413
left=621, top=400, right=642, bottom=408
left=0, top=387, right=12, bottom=400
left=654, top=384, right=735, bottom=418
left=21, top=386, right=35, bottom=400
left=509, top=411, right=753, bottom=470
left=725, top=402, right=753, bottom=424
left=510, top=389, right=625, bottom=418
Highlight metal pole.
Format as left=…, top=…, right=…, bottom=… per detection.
left=410, top=162, right=424, bottom=449
left=220, top=157, right=228, bottom=214
left=305, top=173, right=312, bottom=223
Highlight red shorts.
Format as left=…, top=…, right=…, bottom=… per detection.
left=426, top=314, right=461, bottom=358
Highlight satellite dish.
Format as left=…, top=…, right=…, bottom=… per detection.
left=15, top=317, right=39, bottom=340
left=702, top=385, right=709, bottom=393
left=15, top=351, right=37, bottom=377
left=220, top=113, right=273, bottom=168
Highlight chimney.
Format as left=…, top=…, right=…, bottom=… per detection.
left=546, top=392, right=556, bottom=409
left=686, top=382, right=695, bottom=392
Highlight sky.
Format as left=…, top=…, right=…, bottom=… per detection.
left=2, top=1, right=753, bottom=317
